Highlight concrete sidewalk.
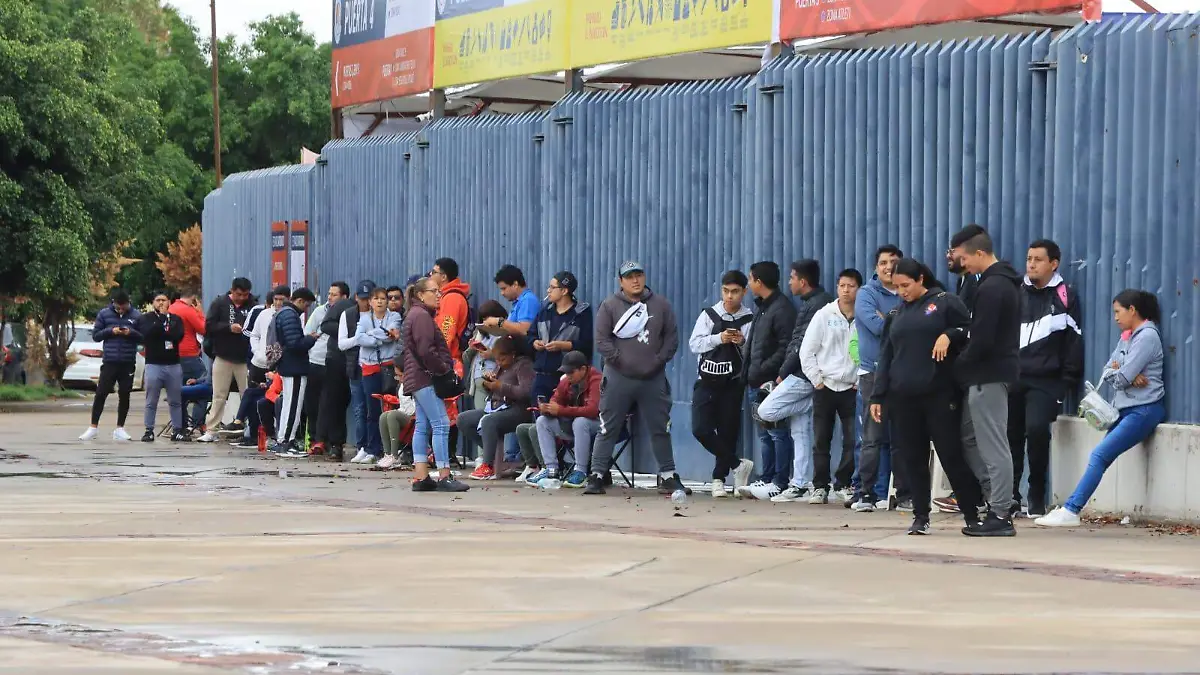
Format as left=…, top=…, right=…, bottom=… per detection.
left=1, top=399, right=1198, bottom=674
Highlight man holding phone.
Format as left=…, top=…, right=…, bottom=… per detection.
left=80, top=289, right=143, bottom=441
left=520, top=351, right=602, bottom=488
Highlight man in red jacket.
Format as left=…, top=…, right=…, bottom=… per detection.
left=522, top=351, right=601, bottom=488
left=170, top=293, right=207, bottom=385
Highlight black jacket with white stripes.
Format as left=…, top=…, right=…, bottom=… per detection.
left=1018, top=273, right=1083, bottom=387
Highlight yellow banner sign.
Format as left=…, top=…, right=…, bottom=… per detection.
left=571, top=0, right=772, bottom=68
left=434, top=0, right=569, bottom=88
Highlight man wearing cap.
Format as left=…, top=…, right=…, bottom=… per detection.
left=521, top=351, right=602, bottom=488
left=529, top=271, right=594, bottom=403
left=584, top=261, right=687, bottom=496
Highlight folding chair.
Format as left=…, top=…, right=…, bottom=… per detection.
left=609, top=411, right=638, bottom=488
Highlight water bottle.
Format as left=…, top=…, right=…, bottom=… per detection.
left=539, top=477, right=563, bottom=490
left=671, top=489, right=688, bottom=505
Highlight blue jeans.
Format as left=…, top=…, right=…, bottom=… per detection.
left=362, top=371, right=385, bottom=456
left=757, top=375, right=816, bottom=489
left=412, top=385, right=452, bottom=469
left=350, top=374, right=368, bottom=449
left=852, top=390, right=864, bottom=489
left=1065, top=402, right=1166, bottom=514
left=181, top=382, right=211, bottom=430
left=757, top=426, right=794, bottom=488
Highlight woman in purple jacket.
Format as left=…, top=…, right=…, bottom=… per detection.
left=402, top=277, right=470, bottom=493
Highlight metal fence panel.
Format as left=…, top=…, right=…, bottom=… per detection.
left=201, top=164, right=315, bottom=303
left=1050, top=13, right=1200, bottom=422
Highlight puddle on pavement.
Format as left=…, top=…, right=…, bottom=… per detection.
left=0, top=471, right=82, bottom=479
left=225, top=467, right=353, bottom=479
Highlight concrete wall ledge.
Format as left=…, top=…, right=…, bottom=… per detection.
left=1051, top=417, right=1200, bottom=523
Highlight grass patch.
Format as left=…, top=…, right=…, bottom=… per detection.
left=0, top=384, right=81, bottom=402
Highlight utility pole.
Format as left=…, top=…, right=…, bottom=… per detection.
left=210, top=0, right=223, bottom=187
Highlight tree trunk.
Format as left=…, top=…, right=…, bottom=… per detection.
left=42, top=301, right=74, bottom=389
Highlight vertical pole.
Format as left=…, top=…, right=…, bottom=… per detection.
left=564, top=68, right=583, bottom=96
left=210, top=0, right=223, bottom=187
left=431, top=88, right=447, bottom=119
left=331, top=107, right=344, bottom=140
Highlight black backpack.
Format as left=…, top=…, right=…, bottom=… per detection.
left=442, top=288, right=478, bottom=354
left=698, top=308, right=753, bottom=385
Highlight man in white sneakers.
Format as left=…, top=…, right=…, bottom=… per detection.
left=689, top=270, right=755, bottom=498
left=786, top=269, right=862, bottom=504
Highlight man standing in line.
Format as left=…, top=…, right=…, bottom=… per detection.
left=271, top=288, right=318, bottom=457
left=247, top=286, right=291, bottom=385
left=138, top=291, right=186, bottom=443
left=689, top=270, right=755, bottom=498
left=738, top=261, right=797, bottom=499
left=944, top=225, right=1022, bottom=537
left=754, top=259, right=833, bottom=502
left=1010, top=239, right=1083, bottom=518
left=794, top=268, right=862, bottom=504
left=337, top=281, right=376, bottom=460
left=483, top=264, right=543, bottom=478
left=584, top=261, right=685, bottom=496
left=301, top=283, right=342, bottom=456
left=197, top=278, right=252, bottom=443
left=431, top=258, right=471, bottom=365
left=847, top=246, right=903, bottom=512
left=80, top=290, right=143, bottom=442
left=169, top=293, right=206, bottom=394
left=317, top=281, right=353, bottom=461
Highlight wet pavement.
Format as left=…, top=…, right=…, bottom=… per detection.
left=1, top=394, right=1199, bottom=674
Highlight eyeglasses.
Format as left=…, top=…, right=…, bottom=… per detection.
left=547, top=284, right=562, bottom=291
left=419, top=288, right=440, bottom=296
left=387, top=295, right=402, bottom=301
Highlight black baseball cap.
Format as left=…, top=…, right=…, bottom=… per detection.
left=356, top=280, right=377, bottom=299
left=558, top=351, right=589, bottom=374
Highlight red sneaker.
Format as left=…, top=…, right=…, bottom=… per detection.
left=308, top=442, right=326, bottom=456
left=469, top=464, right=496, bottom=481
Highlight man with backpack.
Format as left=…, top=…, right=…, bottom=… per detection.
left=431, top=258, right=473, bottom=365
left=270, top=287, right=318, bottom=456
left=689, top=270, right=754, bottom=498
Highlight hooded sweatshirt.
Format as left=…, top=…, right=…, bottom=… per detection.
left=204, top=294, right=252, bottom=362
left=168, top=299, right=205, bottom=358
left=436, top=278, right=471, bottom=362
left=872, top=288, right=972, bottom=402
left=531, top=300, right=594, bottom=373
left=947, top=260, right=1023, bottom=387
left=779, top=286, right=835, bottom=380
left=594, top=287, right=679, bottom=380
left=853, top=277, right=902, bottom=374
left=1019, top=273, right=1083, bottom=386
left=138, top=310, right=185, bottom=365
left=799, top=300, right=858, bottom=392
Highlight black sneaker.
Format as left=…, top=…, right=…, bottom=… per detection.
left=583, top=473, right=606, bottom=495
left=963, top=513, right=1017, bottom=537
left=412, top=476, right=438, bottom=492
left=907, top=517, right=930, bottom=535
left=895, top=497, right=914, bottom=512
left=436, top=476, right=470, bottom=492
left=141, top=430, right=154, bottom=443
left=602, top=471, right=614, bottom=487
left=170, top=432, right=190, bottom=442
left=658, top=474, right=692, bottom=496
left=328, top=445, right=345, bottom=462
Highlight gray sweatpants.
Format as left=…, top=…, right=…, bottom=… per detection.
left=588, top=368, right=675, bottom=476
left=961, top=383, right=1013, bottom=517
left=533, top=415, right=600, bottom=473
left=144, top=363, right=183, bottom=432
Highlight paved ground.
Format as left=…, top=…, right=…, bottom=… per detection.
left=1, top=394, right=1199, bottom=674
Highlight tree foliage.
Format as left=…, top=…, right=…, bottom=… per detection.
left=0, top=0, right=331, bottom=380
left=156, top=224, right=202, bottom=295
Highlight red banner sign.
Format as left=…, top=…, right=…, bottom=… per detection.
left=779, top=0, right=1099, bottom=42
left=331, top=28, right=434, bottom=109
left=270, top=221, right=288, bottom=289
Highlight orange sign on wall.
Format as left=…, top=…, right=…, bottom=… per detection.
left=779, top=0, right=1100, bottom=42
left=270, top=221, right=288, bottom=289
left=332, top=28, right=434, bottom=109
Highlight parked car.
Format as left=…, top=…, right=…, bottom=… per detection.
left=63, top=323, right=145, bottom=390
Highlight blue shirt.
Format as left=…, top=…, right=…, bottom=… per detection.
left=510, top=289, right=541, bottom=327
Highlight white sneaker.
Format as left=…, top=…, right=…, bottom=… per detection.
left=852, top=499, right=877, bottom=513
left=359, top=454, right=377, bottom=466
left=835, top=487, right=855, bottom=503
left=731, top=459, right=754, bottom=494
left=808, top=487, right=830, bottom=505
left=196, top=432, right=218, bottom=443
left=750, top=482, right=782, bottom=501
left=769, top=485, right=806, bottom=503
left=1034, top=507, right=1081, bottom=528
left=737, top=479, right=765, bottom=499
left=377, top=454, right=397, bottom=470
left=79, top=427, right=98, bottom=441
left=710, top=480, right=729, bottom=499
left=515, top=466, right=535, bottom=483
left=112, top=428, right=132, bottom=442
left=350, top=449, right=372, bottom=464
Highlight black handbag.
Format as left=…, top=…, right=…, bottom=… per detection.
left=429, top=369, right=465, bottom=399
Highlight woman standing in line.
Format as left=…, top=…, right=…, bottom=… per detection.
left=1037, top=290, right=1165, bottom=528
left=402, top=278, right=470, bottom=492
left=870, top=259, right=984, bottom=535
left=348, top=287, right=402, bottom=465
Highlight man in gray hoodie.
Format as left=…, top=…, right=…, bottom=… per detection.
left=585, top=261, right=685, bottom=496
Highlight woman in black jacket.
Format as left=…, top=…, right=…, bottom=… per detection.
left=869, top=259, right=983, bottom=535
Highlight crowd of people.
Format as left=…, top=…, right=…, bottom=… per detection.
left=80, top=226, right=1167, bottom=534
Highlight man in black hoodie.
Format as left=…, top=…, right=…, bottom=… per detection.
left=198, top=277, right=253, bottom=442
left=945, top=226, right=1022, bottom=537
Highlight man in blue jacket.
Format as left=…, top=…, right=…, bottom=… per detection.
left=271, top=287, right=318, bottom=457
left=846, top=245, right=904, bottom=512
left=80, top=290, right=143, bottom=442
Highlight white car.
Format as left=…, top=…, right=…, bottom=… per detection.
left=63, top=323, right=145, bottom=390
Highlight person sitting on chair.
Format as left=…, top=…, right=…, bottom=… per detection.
left=460, top=337, right=534, bottom=481
left=519, top=351, right=602, bottom=488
